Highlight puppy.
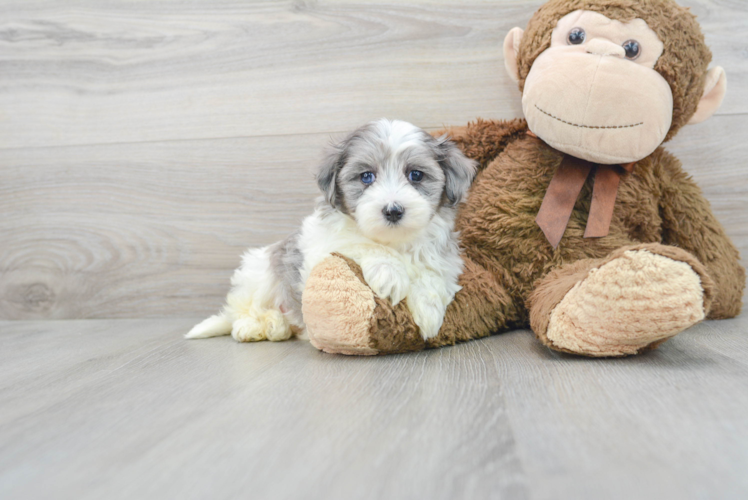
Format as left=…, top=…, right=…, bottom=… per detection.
left=186, top=118, right=477, bottom=343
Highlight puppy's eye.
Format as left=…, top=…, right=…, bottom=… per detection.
left=622, top=40, right=641, bottom=60
left=408, top=170, right=424, bottom=182
left=567, top=28, right=585, bottom=45
left=360, top=172, right=375, bottom=185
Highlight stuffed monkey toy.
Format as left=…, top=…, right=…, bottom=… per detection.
left=301, top=0, right=745, bottom=357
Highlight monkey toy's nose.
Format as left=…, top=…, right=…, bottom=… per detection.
left=383, top=204, right=405, bottom=223
left=585, top=38, right=626, bottom=58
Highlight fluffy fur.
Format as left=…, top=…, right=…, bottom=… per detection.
left=301, top=120, right=744, bottom=356
left=186, top=118, right=477, bottom=342
left=298, top=0, right=745, bottom=358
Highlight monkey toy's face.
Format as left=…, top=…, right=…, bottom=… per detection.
left=504, top=9, right=726, bottom=165
left=523, top=11, right=669, bottom=164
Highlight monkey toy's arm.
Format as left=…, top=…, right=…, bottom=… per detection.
left=302, top=252, right=522, bottom=355
left=656, top=149, right=745, bottom=319
left=433, top=118, right=529, bottom=170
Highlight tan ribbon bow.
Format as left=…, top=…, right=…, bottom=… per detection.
left=535, top=155, right=635, bottom=249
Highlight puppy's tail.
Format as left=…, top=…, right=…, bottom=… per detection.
left=185, top=313, right=232, bottom=339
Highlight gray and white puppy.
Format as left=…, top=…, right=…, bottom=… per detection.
left=187, top=118, right=477, bottom=343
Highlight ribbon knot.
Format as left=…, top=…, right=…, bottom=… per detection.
left=535, top=155, right=635, bottom=249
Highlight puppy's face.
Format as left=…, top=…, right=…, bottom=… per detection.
left=316, top=119, right=477, bottom=245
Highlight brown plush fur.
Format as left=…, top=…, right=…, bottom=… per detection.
left=454, top=127, right=740, bottom=318
left=306, top=120, right=744, bottom=356
left=301, top=0, right=745, bottom=357
left=516, top=0, right=712, bottom=141
left=527, top=242, right=716, bottom=355
left=436, top=118, right=528, bottom=170
left=317, top=253, right=523, bottom=354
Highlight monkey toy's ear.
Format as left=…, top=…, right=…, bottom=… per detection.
left=688, top=67, right=727, bottom=125
left=503, top=27, right=524, bottom=83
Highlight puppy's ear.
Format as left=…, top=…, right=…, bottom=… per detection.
left=315, top=141, right=347, bottom=210
left=436, top=136, right=477, bottom=206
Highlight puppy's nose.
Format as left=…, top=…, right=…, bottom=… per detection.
left=382, top=204, right=405, bottom=223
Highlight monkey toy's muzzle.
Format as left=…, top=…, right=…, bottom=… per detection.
left=522, top=48, right=673, bottom=164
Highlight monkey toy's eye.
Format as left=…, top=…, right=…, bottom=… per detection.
left=360, top=172, right=375, bottom=185
left=623, top=40, right=641, bottom=60
left=567, top=28, right=586, bottom=45
left=408, top=170, right=424, bottom=182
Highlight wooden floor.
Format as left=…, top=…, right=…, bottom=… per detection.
left=1, top=316, right=747, bottom=500
left=2, top=1, right=747, bottom=498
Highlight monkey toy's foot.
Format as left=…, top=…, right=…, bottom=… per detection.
left=302, top=254, right=426, bottom=356
left=529, top=244, right=715, bottom=357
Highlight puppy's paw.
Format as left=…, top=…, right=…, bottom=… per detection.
left=232, top=317, right=265, bottom=342
left=361, top=259, right=410, bottom=306
left=407, top=291, right=447, bottom=340
left=263, top=309, right=293, bottom=341
left=231, top=309, right=292, bottom=342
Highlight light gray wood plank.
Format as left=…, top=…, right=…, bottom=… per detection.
left=2, top=113, right=745, bottom=320
left=1, top=0, right=746, bottom=321
left=0, top=318, right=528, bottom=500
left=491, top=323, right=748, bottom=500
left=0, top=0, right=744, bottom=149
left=0, top=133, right=326, bottom=319
left=688, top=316, right=748, bottom=365
left=1, top=316, right=748, bottom=499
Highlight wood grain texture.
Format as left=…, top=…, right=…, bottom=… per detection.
left=0, top=0, right=746, bottom=319
left=0, top=0, right=745, bottom=149
left=0, top=133, right=326, bottom=319
left=1, top=316, right=747, bottom=499
left=1, top=115, right=745, bottom=320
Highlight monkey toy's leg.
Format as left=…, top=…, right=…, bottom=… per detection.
left=656, top=150, right=745, bottom=319
left=302, top=254, right=522, bottom=355
left=527, top=243, right=716, bottom=357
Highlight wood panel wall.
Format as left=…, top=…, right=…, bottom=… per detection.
left=1, top=0, right=746, bottom=319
